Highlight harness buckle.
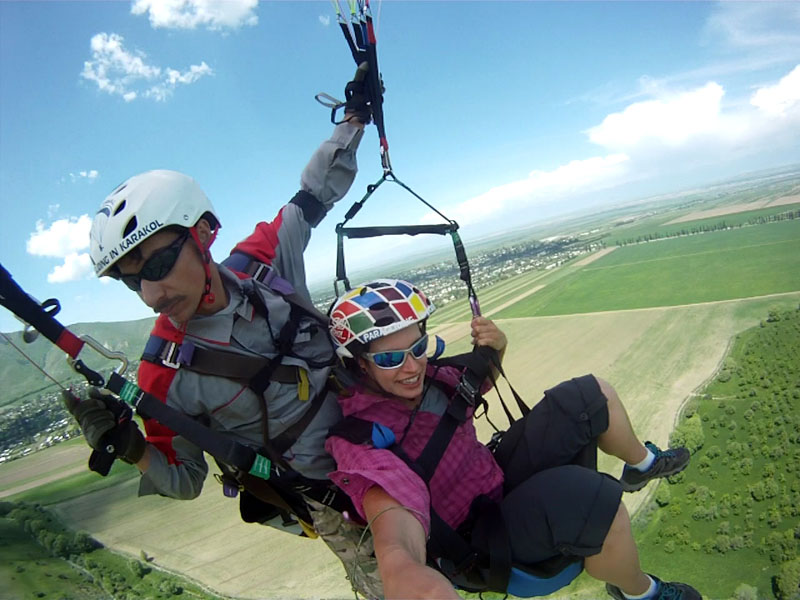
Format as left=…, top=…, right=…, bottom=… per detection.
left=250, top=262, right=271, bottom=283
left=455, top=379, right=479, bottom=406
left=161, top=341, right=182, bottom=369
left=214, top=472, right=242, bottom=498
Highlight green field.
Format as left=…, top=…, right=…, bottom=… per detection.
left=0, top=501, right=226, bottom=600
left=497, top=220, right=800, bottom=318
left=603, top=203, right=800, bottom=247
left=7, top=460, right=138, bottom=505
left=0, top=517, right=106, bottom=600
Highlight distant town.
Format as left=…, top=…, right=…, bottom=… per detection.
left=314, top=232, right=606, bottom=312
left=0, top=231, right=606, bottom=463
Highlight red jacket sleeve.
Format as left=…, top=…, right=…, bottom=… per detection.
left=229, top=206, right=286, bottom=267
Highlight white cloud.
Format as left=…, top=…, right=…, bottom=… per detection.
left=587, top=66, right=800, bottom=161
left=47, top=204, right=60, bottom=218
left=704, top=2, right=800, bottom=52
left=48, top=253, right=93, bottom=283
left=69, top=170, right=99, bottom=182
left=576, top=4, right=800, bottom=111
left=81, top=32, right=212, bottom=102
left=436, top=64, right=800, bottom=230
left=27, top=215, right=95, bottom=283
left=427, top=154, right=630, bottom=227
left=319, top=15, right=331, bottom=27
left=131, top=0, right=258, bottom=30
left=27, top=215, right=92, bottom=258
left=751, top=64, right=800, bottom=116
left=147, top=62, right=212, bottom=101
left=587, top=83, right=725, bottom=150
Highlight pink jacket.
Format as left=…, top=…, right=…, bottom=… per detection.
left=326, top=365, right=503, bottom=534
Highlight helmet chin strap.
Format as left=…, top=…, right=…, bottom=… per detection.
left=188, top=226, right=219, bottom=306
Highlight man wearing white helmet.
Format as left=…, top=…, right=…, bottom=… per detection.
left=63, top=73, right=369, bottom=516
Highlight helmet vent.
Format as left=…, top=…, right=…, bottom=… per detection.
left=113, top=200, right=127, bottom=216
left=111, top=183, right=127, bottom=195
left=122, top=216, right=138, bottom=238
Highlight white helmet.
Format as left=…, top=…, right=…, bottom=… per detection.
left=90, top=170, right=219, bottom=277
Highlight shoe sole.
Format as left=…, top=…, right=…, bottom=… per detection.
left=620, top=459, right=689, bottom=492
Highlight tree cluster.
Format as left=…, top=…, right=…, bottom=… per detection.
left=642, top=305, right=800, bottom=598
left=615, top=208, right=800, bottom=247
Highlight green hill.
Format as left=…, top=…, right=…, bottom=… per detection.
left=0, top=317, right=155, bottom=407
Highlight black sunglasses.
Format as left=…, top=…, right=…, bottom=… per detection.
left=115, top=230, right=190, bottom=292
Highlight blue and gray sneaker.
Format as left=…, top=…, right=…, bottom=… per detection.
left=620, top=441, right=690, bottom=492
left=606, top=575, right=701, bottom=600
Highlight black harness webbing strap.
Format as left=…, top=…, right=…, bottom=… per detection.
left=247, top=299, right=300, bottom=397
left=433, top=349, right=493, bottom=407
left=488, top=353, right=531, bottom=419
left=428, top=509, right=478, bottom=575
left=436, top=347, right=532, bottom=427
left=397, top=354, right=515, bottom=592
left=178, top=349, right=300, bottom=383
left=337, top=224, right=456, bottom=238
left=413, top=398, right=467, bottom=483
left=222, top=251, right=330, bottom=327
left=269, top=390, right=327, bottom=457
left=142, top=339, right=301, bottom=384
left=238, top=471, right=312, bottom=525
left=106, top=372, right=271, bottom=479
left=479, top=498, right=513, bottom=594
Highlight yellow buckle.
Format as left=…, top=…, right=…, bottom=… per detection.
left=297, top=368, right=310, bottom=402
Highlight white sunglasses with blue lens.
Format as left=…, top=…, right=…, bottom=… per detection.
left=362, top=334, right=429, bottom=370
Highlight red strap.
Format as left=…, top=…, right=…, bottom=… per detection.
left=138, top=315, right=185, bottom=465
left=55, top=329, right=84, bottom=359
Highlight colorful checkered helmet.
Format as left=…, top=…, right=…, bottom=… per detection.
left=329, top=279, right=436, bottom=359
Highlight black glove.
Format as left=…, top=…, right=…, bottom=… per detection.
left=344, top=62, right=372, bottom=124
left=62, top=387, right=146, bottom=465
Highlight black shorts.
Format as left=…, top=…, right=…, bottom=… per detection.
left=473, top=375, right=623, bottom=564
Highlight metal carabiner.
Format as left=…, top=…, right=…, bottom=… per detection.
left=67, top=334, right=129, bottom=387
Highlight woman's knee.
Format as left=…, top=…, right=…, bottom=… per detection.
left=604, top=501, right=632, bottom=544
left=595, top=376, right=619, bottom=405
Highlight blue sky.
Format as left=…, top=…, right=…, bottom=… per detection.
left=1, top=1, right=799, bottom=332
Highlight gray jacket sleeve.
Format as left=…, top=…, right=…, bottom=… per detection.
left=138, top=435, right=209, bottom=500
left=273, top=121, right=364, bottom=299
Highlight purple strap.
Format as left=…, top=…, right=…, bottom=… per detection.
left=177, top=340, right=196, bottom=366
left=262, top=269, right=296, bottom=296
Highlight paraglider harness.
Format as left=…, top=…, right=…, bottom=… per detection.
left=319, top=2, right=584, bottom=596
left=329, top=351, right=583, bottom=598
left=139, top=247, right=357, bottom=532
